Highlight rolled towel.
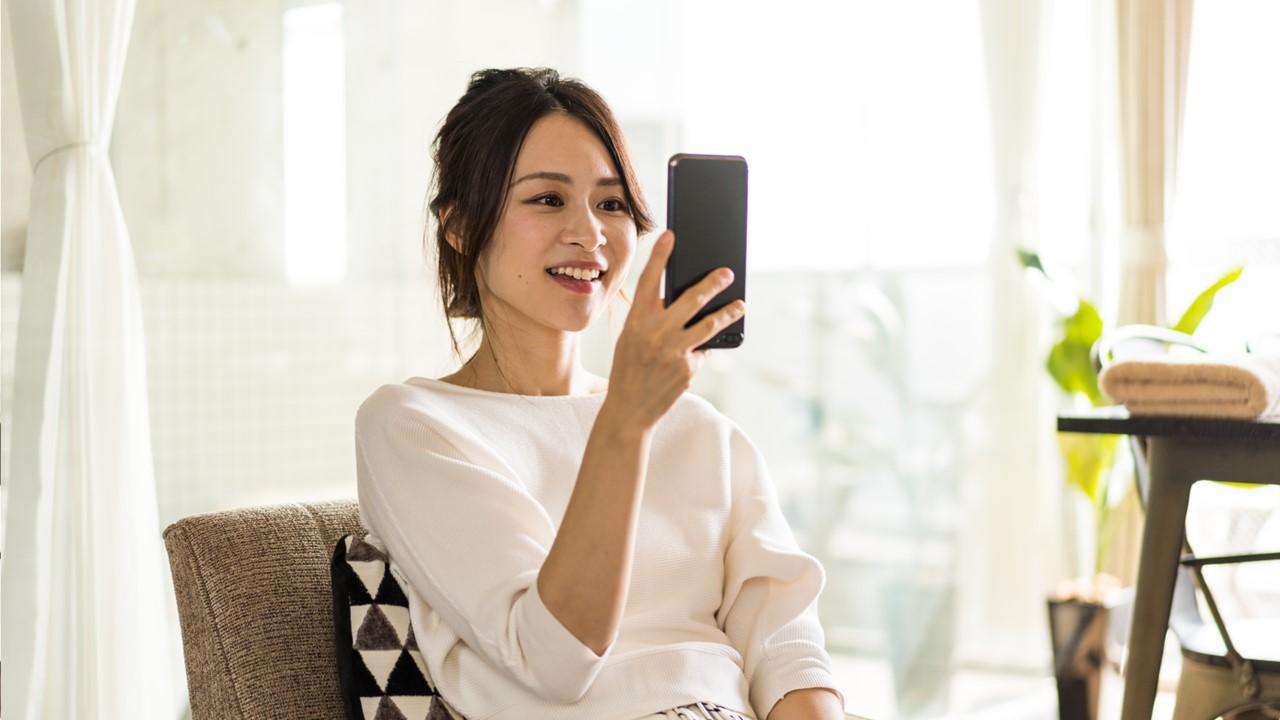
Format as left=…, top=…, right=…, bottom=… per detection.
left=1098, top=354, right=1280, bottom=419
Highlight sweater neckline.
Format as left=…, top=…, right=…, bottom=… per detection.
left=406, top=376, right=610, bottom=401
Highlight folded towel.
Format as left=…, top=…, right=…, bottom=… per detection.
left=1098, top=354, right=1280, bottom=419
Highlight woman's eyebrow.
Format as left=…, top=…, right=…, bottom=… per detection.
left=513, top=170, right=623, bottom=187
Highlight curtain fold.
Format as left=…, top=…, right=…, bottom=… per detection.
left=966, top=0, right=1060, bottom=668
left=1115, top=0, right=1194, bottom=326
left=1102, top=0, right=1195, bottom=586
left=1, top=0, right=186, bottom=717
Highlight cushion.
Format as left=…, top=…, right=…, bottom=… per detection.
left=331, top=533, right=457, bottom=720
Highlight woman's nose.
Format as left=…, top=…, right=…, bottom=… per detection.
left=562, top=204, right=607, bottom=250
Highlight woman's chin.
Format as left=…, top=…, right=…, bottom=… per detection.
left=545, top=308, right=597, bottom=334
left=554, top=318, right=593, bottom=333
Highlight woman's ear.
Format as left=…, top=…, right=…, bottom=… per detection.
left=439, top=206, right=463, bottom=254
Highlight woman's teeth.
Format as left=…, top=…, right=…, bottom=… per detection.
left=547, top=267, right=601, bottom=281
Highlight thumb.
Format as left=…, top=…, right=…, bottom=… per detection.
left=636, top=230, right=674, bottom=306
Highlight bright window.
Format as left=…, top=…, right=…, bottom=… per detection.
left=1172, top=0, right=1280, bottom=251
left=283, top=2, right=347, bottom=285
left=1168, top=0, right=1280, bottom=347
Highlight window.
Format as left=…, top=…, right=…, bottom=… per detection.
left=283, top=2, right=347, bottom=285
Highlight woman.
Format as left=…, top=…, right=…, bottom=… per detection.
left=355, top=67, right=845, bottom=720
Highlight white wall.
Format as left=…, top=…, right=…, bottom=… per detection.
left=1, top=0, right=589, bottom=526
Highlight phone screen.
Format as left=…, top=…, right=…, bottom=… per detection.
left=664, top=153, right=748, bottom=349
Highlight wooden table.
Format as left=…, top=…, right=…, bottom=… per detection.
left=1057, top=407, right=1280, bottom=720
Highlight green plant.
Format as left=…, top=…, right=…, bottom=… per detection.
left=1017, top=250, right=1243, bottom=573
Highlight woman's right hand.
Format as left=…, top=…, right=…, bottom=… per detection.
left=604, top=229, right=745, bottom=431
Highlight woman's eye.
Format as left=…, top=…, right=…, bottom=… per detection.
left=532, top=194, right=563, bottom=207
left=600, top=198, right=629, bottom=212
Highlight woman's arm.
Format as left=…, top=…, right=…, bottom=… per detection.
left=767, top=687, right=845, bottom=720
left=715, top=422, right=844, bottom=716
left=538, top=230, right=744, bottom=656
left=536, top=403, right=652, bottom=655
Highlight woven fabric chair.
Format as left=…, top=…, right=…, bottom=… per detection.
left=163, top=501, right=363, bottom=720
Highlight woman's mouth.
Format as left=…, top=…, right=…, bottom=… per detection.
left=545, top=267, right=605, bottom=295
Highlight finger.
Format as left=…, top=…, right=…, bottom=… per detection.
left=634, top=230, right=674, bottom=310
left=689, top=348, right=708, bottom=375
left=669, top=267, right=735, bottom=328
left=682, top=299, right=745, bottom=349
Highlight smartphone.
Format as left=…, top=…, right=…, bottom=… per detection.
left=664, top=153, right=748, bottom=350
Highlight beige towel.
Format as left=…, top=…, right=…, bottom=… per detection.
left=1098, top=354, right=1280, bottom=419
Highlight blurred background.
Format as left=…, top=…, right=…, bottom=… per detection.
left=2, top=0, right=1278, bottom=717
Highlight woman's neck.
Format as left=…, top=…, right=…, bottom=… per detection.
left=444, top=338, right=607, bottom=397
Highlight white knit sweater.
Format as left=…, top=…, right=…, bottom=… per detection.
left=354, top=377, right=841, bottom=720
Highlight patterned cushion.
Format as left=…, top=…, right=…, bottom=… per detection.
left=331, top=533, right=458, bottom=720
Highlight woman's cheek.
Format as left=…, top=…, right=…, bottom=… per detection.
left=613, top=230, right=637, bottom=264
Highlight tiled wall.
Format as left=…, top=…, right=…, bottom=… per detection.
left=1, top=273, right=463, bottom=526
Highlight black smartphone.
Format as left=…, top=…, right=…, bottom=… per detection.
left=664, top=153, right=748, bottom=350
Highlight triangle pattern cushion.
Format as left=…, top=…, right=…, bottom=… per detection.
left=362, top=649, right=403, bottom=690
left=332, top=532, right=461, bottom=720
left=349, top=649, right=385, bottom=697
left=356, top=606, right=403, bottom=651
left=386, top=649, right=434, bottom=695
left=375, top=568, right=411, bottom=606
left=394, top=695, right=453, bottom=720
left=349, top=561, right=387, bottom=599
left=361, top=697, right=384, bottom=720
left=347, top=537, right=387, bottom=562
left=373, top=695, right=408, bottom=720
left=379, top=604, right=413, bottom=647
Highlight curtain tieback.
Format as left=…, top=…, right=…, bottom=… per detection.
left=32, top=141, right=103, bottom=174
left=1120, top=224, right=1168, bottom=267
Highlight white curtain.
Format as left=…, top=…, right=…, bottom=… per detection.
left=1, top=0, right=186, bottom=717
left=962, top=0, right=1062, bottom=667
left=1115, top=0, right=1194, bottom=326
left=1100, top=0, right=1195, bottom=585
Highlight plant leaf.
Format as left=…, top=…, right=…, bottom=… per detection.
left=1017, top=248, right=1046, bottom=276
left=1171, top=266, right=1244, bottom=335
left=1058, top=433, right=1121, bottom=505
left=1214, top=480, right=1262, bottom=490
left=1046, top=299, right=1105, bottom=405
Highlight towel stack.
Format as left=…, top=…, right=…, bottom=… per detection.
left=1098, top=354, right=1280, bottom=419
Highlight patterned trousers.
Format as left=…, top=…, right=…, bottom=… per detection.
left=635, top=701, right=757, bottom=720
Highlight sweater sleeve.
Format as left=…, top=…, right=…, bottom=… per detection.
left=354, top=391, right=610, bottom=703
left=716, top=422, right=845, bottom=719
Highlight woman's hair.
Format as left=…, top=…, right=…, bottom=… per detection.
left=427, top=67, right=655, bottom=362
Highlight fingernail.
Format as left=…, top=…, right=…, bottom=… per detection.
left=732, top=302, right=745, bottom=315
left=721, top=269, right=734, bottom=281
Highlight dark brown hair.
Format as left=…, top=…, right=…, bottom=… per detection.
left=427, top=67, right=654, bottom=363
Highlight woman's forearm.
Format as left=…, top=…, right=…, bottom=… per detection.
left=767, top=687, right=845, bottom=720
left=537, top=401, right=652, bottom=655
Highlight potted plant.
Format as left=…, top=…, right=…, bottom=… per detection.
left=1018, top=250, right=1242, bottom=720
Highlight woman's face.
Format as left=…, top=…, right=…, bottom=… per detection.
left=474, top=112, right=639, bottom=334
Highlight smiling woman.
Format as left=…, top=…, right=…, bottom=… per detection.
left=353, top=67, right=842, bottom=720
left=477, top=115, right=633, bottom=330
left=428, top=68, right=653, bottom=386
